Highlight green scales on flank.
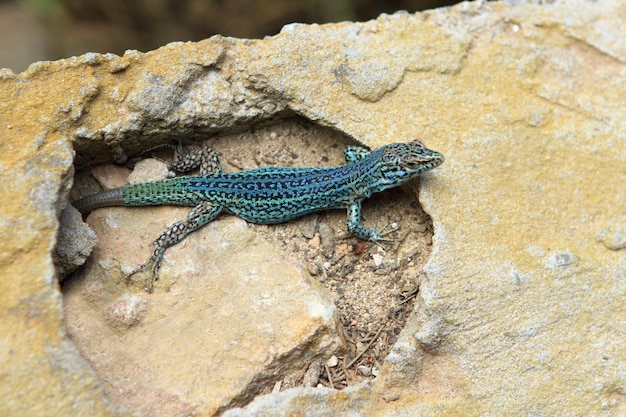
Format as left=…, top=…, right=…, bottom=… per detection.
left=74, top=140, right=444, bottom=291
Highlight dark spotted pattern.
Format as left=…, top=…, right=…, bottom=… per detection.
left=73, top=140, right=443, bottom=291
left=117, top=141, right=443, bottom=223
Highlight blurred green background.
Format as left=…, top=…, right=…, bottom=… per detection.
left=0, top=0, right=458, bottom=72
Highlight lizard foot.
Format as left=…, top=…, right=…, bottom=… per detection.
left=118, top=248, right=164, bottom=293
left=370, top=222, right=401, bottom=243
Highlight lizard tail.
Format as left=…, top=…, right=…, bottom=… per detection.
left=73, top=188, right=125, bottom=214
left=73, top=177, right=204, bottom=214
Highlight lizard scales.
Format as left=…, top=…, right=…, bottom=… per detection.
left=76, top=144, right=442, bottom=223
left=74, top=140, right=444, bottom=291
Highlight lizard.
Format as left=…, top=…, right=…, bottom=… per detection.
left=74, top=139, right=444, bottom=291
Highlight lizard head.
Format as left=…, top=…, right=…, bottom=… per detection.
left=378, top=139, right=444, bottom=185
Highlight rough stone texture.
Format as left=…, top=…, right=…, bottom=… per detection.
left=54, top=204, right=97, bottom=279
left=63, top=159, right=341, bottom=416
left=0, top=1, right=624, bottom=417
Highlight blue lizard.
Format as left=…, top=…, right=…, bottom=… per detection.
left=74, top=140, right=444, bottom=291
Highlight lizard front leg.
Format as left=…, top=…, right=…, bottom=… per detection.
left=124, top=201, right=223, bottom=292
left=346, top=201, right=396, bottom=242
left=343, top=145, right=370, bottom=163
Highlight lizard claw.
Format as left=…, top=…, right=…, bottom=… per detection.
left=117, top=249, right=164, bottom=293
left=371, top=222, right=400, bottom=243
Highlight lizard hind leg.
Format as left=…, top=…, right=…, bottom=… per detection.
left=122, top=201, right=223, bottom=292
left=169, top=141, right=222, bottom=175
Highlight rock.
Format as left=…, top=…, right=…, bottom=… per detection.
left=64, top=209, right=341, bottom=416
left=221, top=383, right=374, bottom=417
left=54, top=204, right=97, bottom=279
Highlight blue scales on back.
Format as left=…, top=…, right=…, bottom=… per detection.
left=74, top=140, right=444, bottom=291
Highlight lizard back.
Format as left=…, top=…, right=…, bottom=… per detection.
left=122, top=148, right=388, bottom=224
left=74, top=140, right=444, bottom=225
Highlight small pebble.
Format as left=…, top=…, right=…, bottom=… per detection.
left=356, top=365, right=372, bottom=376
left=326, top=355, right=339, bottom=367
